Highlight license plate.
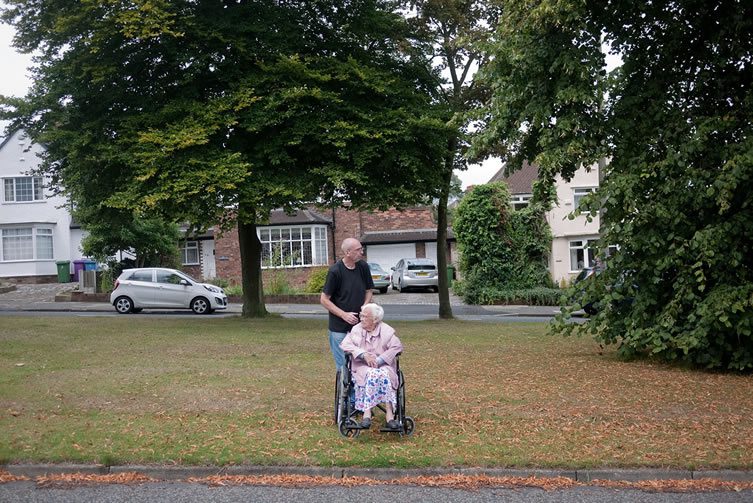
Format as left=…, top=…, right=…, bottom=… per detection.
left=371, top=275, right=380, bottom=279
left=415, top=272, right=428, bottom=277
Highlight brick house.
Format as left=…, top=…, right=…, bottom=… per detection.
left=203, top=206, right=456, bottom=288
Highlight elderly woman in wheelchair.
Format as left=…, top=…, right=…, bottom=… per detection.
left=339, top=303, right=405, bottom=432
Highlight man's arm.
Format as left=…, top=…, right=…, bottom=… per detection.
left=320, top=292, right=359, bottom=326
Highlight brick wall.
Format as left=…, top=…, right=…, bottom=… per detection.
left=213, top=205, right=442, bottom=286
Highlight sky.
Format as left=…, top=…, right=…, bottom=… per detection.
left=0, top=22, right=501, bottom=188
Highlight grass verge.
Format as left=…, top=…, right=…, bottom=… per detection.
left=1, top=316, right=752, bottom=469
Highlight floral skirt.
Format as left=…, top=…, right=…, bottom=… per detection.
left=354, top=368, right=396, bottom=412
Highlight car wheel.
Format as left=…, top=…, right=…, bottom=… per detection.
left=191, top=296, right=211, bottom=314
left=583, top=303, right=598, bottom=316
left=113, top=296, right=134, bottom=314
left=379, top=287, right=388, bottom=294
left=397, top=280, right=406, bottom=293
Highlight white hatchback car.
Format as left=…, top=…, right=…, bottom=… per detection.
left=110, top=268, right=228, bottom=314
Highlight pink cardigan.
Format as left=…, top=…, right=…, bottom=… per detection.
left=340, top=321, right=403, bottom=389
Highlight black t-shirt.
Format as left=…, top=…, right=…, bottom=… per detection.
left=322, top=260, right=375, bottom=332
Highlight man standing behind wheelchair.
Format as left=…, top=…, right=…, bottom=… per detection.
left=320, top=238, right=374, bottom=370
left=340, top=303, right=404, bottom=430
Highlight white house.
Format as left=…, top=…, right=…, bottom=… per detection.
left=489, top=161, right=602, bottom=286
left=0, top=129, right=85, bottom=282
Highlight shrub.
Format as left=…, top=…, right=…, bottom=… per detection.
left=304, top=267, right=329, bottom=294
left=453, top=183, right=553, bottom=304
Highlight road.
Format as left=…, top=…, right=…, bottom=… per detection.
left=2, top=481, right=750, bottom=502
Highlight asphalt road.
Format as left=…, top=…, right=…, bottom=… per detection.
left=2, top=482, right=751, bottom=502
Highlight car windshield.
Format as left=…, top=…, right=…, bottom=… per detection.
left=369, top=263, right=385, bottom=272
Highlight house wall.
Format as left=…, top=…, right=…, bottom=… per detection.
left=212, top=206, right=452, bottom=289
left=0, top=130, right=87, bottom=281
left=545, top=163, right=601, bottom=285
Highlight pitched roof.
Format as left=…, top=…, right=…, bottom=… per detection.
left=488, top=160, right=539, bottom=195
left=263, top=208, right=332, bottom=226
left=360, top=228, right=454, bottom=244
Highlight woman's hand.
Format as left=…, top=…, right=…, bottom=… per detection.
left=363, top=352, right=378, bottom=368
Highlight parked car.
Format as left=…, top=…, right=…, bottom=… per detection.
left=390, top=258, right=439, bottom=293
left=368, top=262, right=390, bottom=294
left=110, top=268, right=228, bottom=314
left=573, top=266, right=600, bottom=315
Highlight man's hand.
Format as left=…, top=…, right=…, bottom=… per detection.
left=341, top=311, right=359, bottom=325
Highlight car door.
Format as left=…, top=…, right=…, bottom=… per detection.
left=391, top=260, right=404, bottom=288
left=126, top=269, right=156, bottom=307
left=154, top=270, right=193, bottom=308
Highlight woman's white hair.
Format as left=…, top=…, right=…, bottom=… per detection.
left=362, top=303, right=384, bottom=322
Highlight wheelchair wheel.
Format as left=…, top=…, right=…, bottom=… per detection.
left=402, top=416, right=415, bottom=437
left=333, top=368, right=341, bottom=424
left=338, top=419, right=361, bottom=438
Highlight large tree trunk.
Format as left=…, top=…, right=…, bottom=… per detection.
left=237, top=216, right=268, bottom=318
left=437, top=139, right=456, bottom=319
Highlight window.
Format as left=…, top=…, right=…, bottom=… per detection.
left=569, top=239, right=598, bottom=271
left=180, top=240, right=200, bottom=265
left=510, top=194, right=532, bottom=211
left=573, top=187, right=596, bottom=209
left=1, top=226, right=54, bottom=261
left=156, top=270, right=186, bottom=284
left=129, top=270, right=154, bottom=282
left=258, top=225, right=329, bottom=268
left=3, top=176, right=44, bottom=202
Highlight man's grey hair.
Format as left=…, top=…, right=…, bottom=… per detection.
left=362, top=303, right=384, bottom=323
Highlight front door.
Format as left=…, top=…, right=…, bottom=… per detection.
left=201, top=240, right=216, bottom=280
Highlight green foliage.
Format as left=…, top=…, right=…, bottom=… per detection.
left=453, top=283, right=562, bottom=306
left=304, top=267, right=329, bottom=294
left=479, top=0, right=753, bottom=370
left=79, top=210, right=180, bottom=268
left=265, top=271, right=297, bottom=296
left=0, top=0, right=451, bottom=317
left=453, top=182, right=552, bottom=303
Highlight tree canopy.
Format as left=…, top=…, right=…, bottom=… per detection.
left=405, top=0, right=498, bottom=318
left=1, top=0, right=451, bottom=316
left=476, top=0, right=753, bottom=369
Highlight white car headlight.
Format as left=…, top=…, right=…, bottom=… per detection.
left=203, top=285, right=221, bottom=294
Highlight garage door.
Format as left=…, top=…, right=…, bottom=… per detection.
left=425, top=242, right=438, bottom=264
left=365, top=243, right=416, bottom=271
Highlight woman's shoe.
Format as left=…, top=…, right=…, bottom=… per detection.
left=386, top=419, right=400, bottom=430
left=359, top=417, right=372, bottom=429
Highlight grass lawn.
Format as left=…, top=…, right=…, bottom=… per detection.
left=1, top=316, right=752, bottom=469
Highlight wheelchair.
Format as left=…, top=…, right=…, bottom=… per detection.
left=333, top=352, right=415, bottom=438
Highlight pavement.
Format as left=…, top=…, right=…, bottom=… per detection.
left=3, top=283, right=749, bottom=483
left=0, top=281, right=563, bottom=317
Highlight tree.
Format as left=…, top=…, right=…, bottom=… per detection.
left=79, top=209, right=180, bottom=268
left=476, top=0, right=753, bottom=369
left=453, top=182, right=551, bottom=303
left=405, top=0, right=498, bottom=318
left=1, top=0, right=450, bottom=317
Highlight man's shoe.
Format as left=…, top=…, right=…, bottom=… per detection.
left=360, top=417, right=372, bottom=429
left=386, top=419, right=400, bottom=430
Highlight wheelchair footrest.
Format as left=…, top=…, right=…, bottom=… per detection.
left=379, top=425, right=403, bottom=433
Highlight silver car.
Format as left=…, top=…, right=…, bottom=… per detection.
left=390, top=258, right=439, bottom=293
left=110, top=267, right=228, bottom=314
left=368, top=262, right=390, bottom=294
